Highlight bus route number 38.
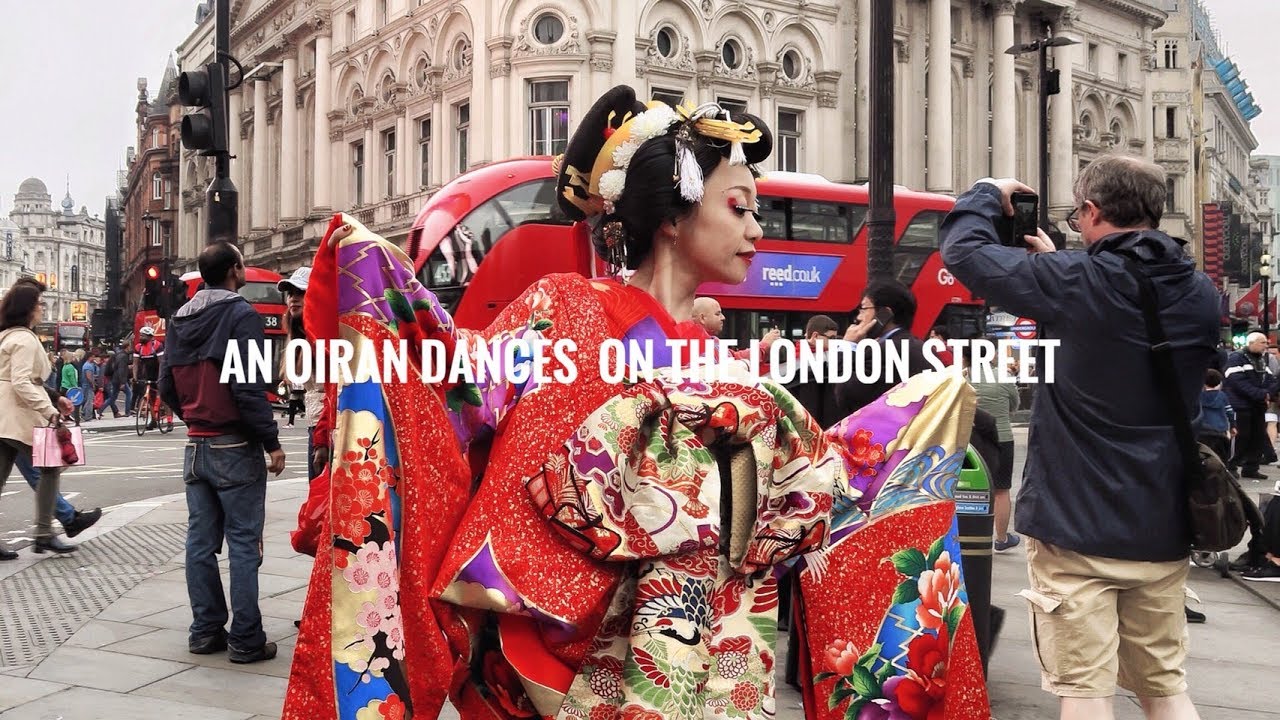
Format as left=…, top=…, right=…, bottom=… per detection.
left=261, top=313, right=282, bottom=330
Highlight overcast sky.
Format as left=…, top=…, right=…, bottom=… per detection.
left=0, top=0, right=199, bottom=218
left=0, top=0, right=1277, bottom=219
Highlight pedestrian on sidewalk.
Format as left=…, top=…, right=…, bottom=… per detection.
left=942, top=155, right=1219, bottom=720
left=1193, top=368, right=1235, bottom=467
left=159, top=241, right=286, bottom=664
left=12, top=452, right=101, bottom=537
left=0, top=277, right=79, bottom=558
left=277, top=267, right=326, bottom=476
left=59, top=350, right=78, bottom=424
left=1224, top=333, right=1277, bottom=480
left=971, top=348, right=1022, bottom=552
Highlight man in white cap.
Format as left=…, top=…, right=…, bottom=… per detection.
left=1225, top=331, right=1280, bottom=479
left=277, top=268, right=326, bottom=478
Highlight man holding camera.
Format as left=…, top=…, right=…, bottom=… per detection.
left=940, top=155, right=1219, bottom=720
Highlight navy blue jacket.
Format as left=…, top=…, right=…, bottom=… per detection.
left=1192, top=388, right=1235, bottom=436
left=1222, top=349, right=1277, bottom=410
left=158, top=289, right=280, bottom=453
left=940, top=183, right=1219, bottom=562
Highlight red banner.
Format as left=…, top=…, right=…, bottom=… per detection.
left=1236, top=281, right=1262, bottom=319
left=1203, top=203, right=1225, bottom=284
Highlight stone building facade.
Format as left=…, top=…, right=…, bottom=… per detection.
left=169, top=0, right=1208, bottom=271
left=118, top=67, right=184, bottom=318
left=6, top=179, right=107, bottom=323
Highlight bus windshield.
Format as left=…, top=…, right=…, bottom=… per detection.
left=58, top=325, right=86, bottom=338
left=240, top=282, right=283, bottom=305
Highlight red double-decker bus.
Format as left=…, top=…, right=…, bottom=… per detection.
left=177, top=266, right=288, bottom=337
left=405, top=158, right=984, bottom=343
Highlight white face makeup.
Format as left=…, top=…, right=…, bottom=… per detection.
left=676, top=159, right=763, bottom=286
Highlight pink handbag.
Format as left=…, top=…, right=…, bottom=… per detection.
left=32, top=421, right=85, bottom=468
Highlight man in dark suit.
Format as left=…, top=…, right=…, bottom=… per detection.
left=833, top=280, right=932, bottom=416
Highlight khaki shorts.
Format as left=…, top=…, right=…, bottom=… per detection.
left=1020, top=537, right=1190, bottom=698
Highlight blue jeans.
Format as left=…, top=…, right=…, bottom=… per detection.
left=103, top=381, right=122, bottom=417
left=14, top=454, right=75, bottom=525
left=183, top=434, right=268, bottom=650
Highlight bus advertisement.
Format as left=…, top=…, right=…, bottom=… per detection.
left=405, top=158, right=985, bottom=345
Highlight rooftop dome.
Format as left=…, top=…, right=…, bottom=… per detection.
left=18, top=177, right=48, bottom=195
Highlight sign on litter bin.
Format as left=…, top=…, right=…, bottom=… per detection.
left=956, top=446, right=996, bottom=675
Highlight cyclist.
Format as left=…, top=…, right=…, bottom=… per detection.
left=133, top=326, right=165, bottom=428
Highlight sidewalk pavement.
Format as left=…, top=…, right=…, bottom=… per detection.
left=2, top=480, right=1278, bottom=719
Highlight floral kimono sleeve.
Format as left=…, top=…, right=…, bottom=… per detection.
left=797, top=372, right=992, bottom=720
left=315, top=216, right=562, bottom=452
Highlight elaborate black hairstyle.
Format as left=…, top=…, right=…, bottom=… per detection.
left=553, top=85, right=773, bottom=270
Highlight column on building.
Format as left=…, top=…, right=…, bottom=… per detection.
left=613, top=1, right=636, bottom=88
left=758, top=86, right=778, bottom=171
left=473, top=11, right=490, bottom=169
left=313, top=35, right=333, bottom=211
left=228, top=87, right=243, bottom=204
left=907, top=13, right=928, bottom=190
left=252, top=79, right=269, bottom=229
left=396, top=111, right=409, bottom=197
left=926, top=0, right=952, bottom=193
left=1049, top=13, right=1077, bottom=216
left=992, top=1, right=1018, bottom=178
left=281, top=57, right=300, bottom=220
left=855, top=0, right=871, bottom=180
left=363, top=121, right=375, bottom=202
left=430, top=69, right=445, bottom=186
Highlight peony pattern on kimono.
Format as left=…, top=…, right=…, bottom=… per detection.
left=813, top=535, right=968, bottom=720
left=521, top=371, right=842, bottom=719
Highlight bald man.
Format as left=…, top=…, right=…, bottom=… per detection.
left=691, top=297, right=725, bottom=337
left=1224, top=332, right=1280, bottom=479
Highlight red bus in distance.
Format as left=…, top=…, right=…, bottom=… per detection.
left=405, top=157, right=984, bottom=344
left=178, top=266, right=288, bottom=338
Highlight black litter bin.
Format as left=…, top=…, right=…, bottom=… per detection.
left=956, top=445, right=995, bottom=675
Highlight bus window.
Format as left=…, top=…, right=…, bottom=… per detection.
left=493, top=177, right=571, bottom=227
left=893, top=210, right=947, bottom=286
left=759, top=197, right=865, bottom=243
left=760, top=198, right=788, bottom=239
left=419, top=179, right=571, bottom=307
left=240, top=281, right=283, bottom=305
left=791, top=200, right=855, bottom=243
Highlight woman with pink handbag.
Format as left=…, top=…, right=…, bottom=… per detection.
left=0, top=278, right=78, bottom=558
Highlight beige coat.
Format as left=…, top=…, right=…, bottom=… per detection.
left=0, top=326, right=59, bottom=446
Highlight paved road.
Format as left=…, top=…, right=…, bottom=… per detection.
left=0, top=423, right=313, bottom=550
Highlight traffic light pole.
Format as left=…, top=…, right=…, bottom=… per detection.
left=207, top=0, right=238, bottom=243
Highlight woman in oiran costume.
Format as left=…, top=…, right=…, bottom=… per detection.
left=284, top=85, right=990, bottom=720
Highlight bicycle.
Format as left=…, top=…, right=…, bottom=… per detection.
left=135, top=380, right=175, bottom=436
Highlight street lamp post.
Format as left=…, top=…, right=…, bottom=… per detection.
left=866, top=0, right=895, bottom=282
left=1262, top=251, right=1273, bottom=337
left=1006, top=33, right=1078, bottom=246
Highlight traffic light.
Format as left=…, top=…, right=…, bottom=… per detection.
left=143, top=265, right=161, bottom=311
left=179, top=62, right=228, bottom=156
left=1046, top=69, right=1061, bottom=96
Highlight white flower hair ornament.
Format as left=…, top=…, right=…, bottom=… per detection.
left=590, top=100, right=763, bottom=205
